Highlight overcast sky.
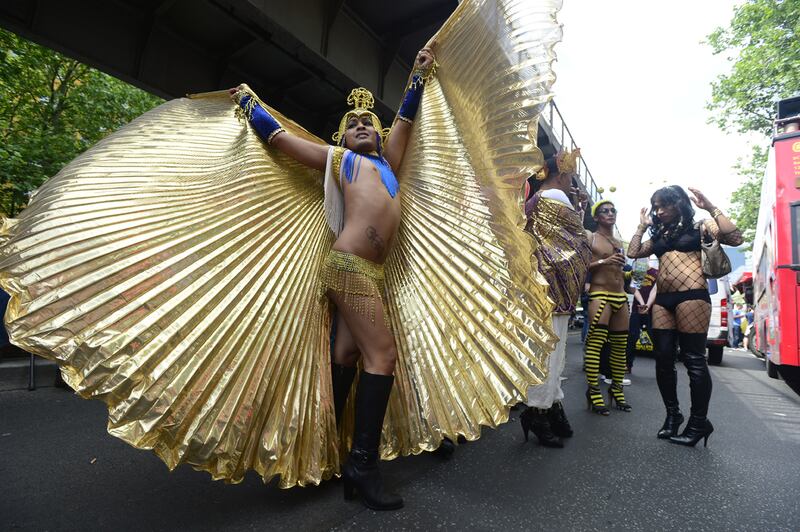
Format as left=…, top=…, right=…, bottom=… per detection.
left=552, top=0, right=765, bottom=238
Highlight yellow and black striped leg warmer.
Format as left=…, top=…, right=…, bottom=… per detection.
left=608, top=331, right=632, bottom=411
left=584, top=324, right=609, bottom=408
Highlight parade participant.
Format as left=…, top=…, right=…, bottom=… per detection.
left=0, top=0, right=561, bottom=509
left=584, top=200, right=632, bottom=415
left=519, top=149, right=591, bottom=448
left=230, top=45, right=437, bottom=509
left=628, top=186, right=743, bottom=446
left=627, top=259, right=659, bottom=375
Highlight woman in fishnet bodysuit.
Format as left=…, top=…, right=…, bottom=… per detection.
left=628, top=186, right=742, bottom=447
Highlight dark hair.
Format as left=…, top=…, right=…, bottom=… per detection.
left=649, top=185, right=695, bottom=243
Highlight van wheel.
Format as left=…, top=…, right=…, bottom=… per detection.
left=707, top=345, right=723, bottom=365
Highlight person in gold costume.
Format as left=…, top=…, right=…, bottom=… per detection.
left=0, top=0, right=562, bottom=506
left=230, top=46, right=435, bottom=511
left=583, top=200, right=632, bottom=415
left=518, top=149, right=591, bottom=448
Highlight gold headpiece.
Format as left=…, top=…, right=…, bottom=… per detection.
left=534, top=148, right=581, bottom=180
left=332, top=88, right=391, bottom=146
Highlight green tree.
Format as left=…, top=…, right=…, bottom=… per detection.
left=706, top=0, right=800, bottom=135
left=0, top=29, right=162, bottom=216
left=707, top=0, right=799, bottom=248
left=728, top=145, right=767, bottom=249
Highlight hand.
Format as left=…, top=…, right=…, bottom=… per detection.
left=571, top=187, right=589, bottom=211
left=602, top=253, right=626, bottom=267
left=638, top=304, right=650, bottom=314
left=639, top=207, right=651, bottom=226
left=688, top=187, right=715, bottom=212
left=229, top=84, right=247, bottom=103
left=415, top=47, right=435, bottom=70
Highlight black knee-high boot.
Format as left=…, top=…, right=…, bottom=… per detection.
left=670, top=332, right=714, bottom=447
left=342, top=371, right=403, bottom=510
left=331, top=363, right=357, bottom=426
left=651, top=329, right=684, bottom=438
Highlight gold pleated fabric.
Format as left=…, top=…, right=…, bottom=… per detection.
left=0, top=0, right=562, bottom=487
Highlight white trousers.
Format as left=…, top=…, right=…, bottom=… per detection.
left=525, top=314, right=570, bottom=409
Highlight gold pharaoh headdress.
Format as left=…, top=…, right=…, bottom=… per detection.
left=534, top=148, right=581, bottom=181
left=332, top=88, right=391, bottom=145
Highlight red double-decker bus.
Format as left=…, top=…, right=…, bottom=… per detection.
left=751, top=95, right=800, bottom=396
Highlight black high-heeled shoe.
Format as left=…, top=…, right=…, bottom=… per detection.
left=669, top=417, right=713, bottom=447
left=657, top=408, right=684, bottom=439
left=607, top=385, right=632, bottom=412
left=520, top=407, right=563, bottom=447
left=585, top=387, right=609, bottom=416
left=547, top=401, right=573, bottom=438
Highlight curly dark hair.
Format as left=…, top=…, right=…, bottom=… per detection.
left=649, top=185, right=695, bottom=243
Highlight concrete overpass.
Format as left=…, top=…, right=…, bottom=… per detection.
left=0, top=0, right=608, bottom=211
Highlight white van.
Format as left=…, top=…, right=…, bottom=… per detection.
left=706, top=277, right=731, bottom=364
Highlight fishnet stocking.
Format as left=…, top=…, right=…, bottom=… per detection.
left=675, top=300, right=711, bottom=333
left=652, top=305, right=676, bottom=330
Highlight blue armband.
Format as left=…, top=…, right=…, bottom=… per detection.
left=237, top=94, right=284, bottom=144
left=397, top=74, right=424, bottom=123
left=397, top=61, right=436, bottom=123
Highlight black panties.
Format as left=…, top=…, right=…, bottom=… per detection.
left=654, top=289, right=710, bottom=313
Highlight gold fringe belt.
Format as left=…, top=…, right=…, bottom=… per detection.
left=320, top=250, right=387, bottom=326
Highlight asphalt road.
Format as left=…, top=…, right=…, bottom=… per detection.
left=2, top=334, right=799, bottom=531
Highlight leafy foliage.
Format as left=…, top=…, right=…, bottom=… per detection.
left=706, top=0, right=800, bottom=135
left=0, top=29, right=162, bottom=216
left=729, top=145, right=768, bottom=249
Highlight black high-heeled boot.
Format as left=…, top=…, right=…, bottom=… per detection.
left=668, top=332, right=713, bottom=448
left=657, top=407, right=684, bottom=439
left=342, top=372, right=403, bottom=511
left=652, top=329, right=683, bottom=438
left=331, top=363, right=356, bottom=426
left=669, top=416, right=714, bottom=447
left=547, top=401, right=573, bottom=438
left=520, top=407, right=563, bottom=448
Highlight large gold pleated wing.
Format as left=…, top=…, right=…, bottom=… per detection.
left=0, top=0, right=562, bottom=487
left=377, top=0, right=563, bottom=455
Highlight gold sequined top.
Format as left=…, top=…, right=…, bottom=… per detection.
left=525, top=194, right=592, bottom=314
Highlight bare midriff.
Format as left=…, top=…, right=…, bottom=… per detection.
left=332, top=158, right=401, bottom=264
left=655, top=250, right=707, bottom=293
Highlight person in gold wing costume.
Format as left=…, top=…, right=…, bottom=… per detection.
left=230, top=46, right=436, bottom=511
left=519, top=149, right=591, bottom=448
left=0, top=0, right=561, bottom=500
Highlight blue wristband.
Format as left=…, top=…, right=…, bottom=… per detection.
left=239, top=95, right=283, bottom=143
left=398, top=74, right=424, bottom=122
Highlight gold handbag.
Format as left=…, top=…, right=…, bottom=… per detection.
left=699, top=222, right=732, bottom=279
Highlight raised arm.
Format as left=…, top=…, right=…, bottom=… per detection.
left=382, top=46, right=436, bottom=171
left=231, top=85, right=328, bottom=172
left=688, top=187, right=744, bottom=246
left=627, top=208, right=655, bottom=258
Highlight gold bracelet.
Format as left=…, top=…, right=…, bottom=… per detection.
left=266, top=128, right=285, bottom=145
left=710, top=208, right=723, bottom=219
left=396, top=115, right=413, bottom=125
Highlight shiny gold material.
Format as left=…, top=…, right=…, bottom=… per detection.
left=332, top=88, right=386, bottom=145
left=0, top=0, right=562, bottom=487
left=556, top=148, right=580, bottom=175
left=525, top=196, right=591, bottom=314
left=320, top=250, right=386, bottom=325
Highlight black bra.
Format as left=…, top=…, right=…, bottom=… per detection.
left=651, top=227, right=702, bottom=257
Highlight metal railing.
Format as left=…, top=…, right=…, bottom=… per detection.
left=539, top=99, right=621, bottom=238
left=539, top=99, right=604, bottom=205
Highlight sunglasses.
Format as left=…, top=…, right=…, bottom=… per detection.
left=597, top=207, right=617, bottom=214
